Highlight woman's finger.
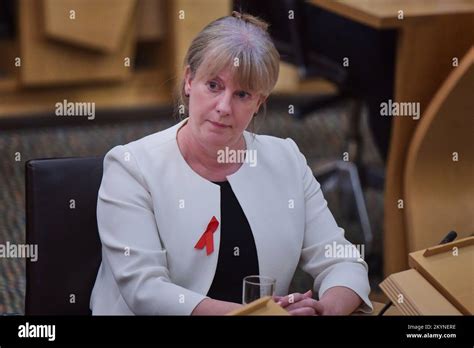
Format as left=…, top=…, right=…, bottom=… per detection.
left=288, top=307, right=317, bottom=316
left=285, top=298, right=319, bottom=312
left=276, top=290, right=313, bottom=306
left=272, top=295, right=282, bottom=302
left=312, top=300, right=325, bottom=315
left=277, top=293, right=306, bottom=307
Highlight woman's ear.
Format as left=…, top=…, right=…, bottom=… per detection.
left=184, top=65, right=193, bottom=95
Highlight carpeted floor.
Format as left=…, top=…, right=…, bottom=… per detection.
left=0, top=102, right=384, bottom=314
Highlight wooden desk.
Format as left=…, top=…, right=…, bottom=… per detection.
left=228, top=297, right=400, bottom=315
left=309, top=0, right=474, bottom=275
left=310, top=0, right=474, bottom=28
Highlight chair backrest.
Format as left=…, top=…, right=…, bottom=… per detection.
left=25, top=156, right=104, bottom=315
left=404, top=47, right=474, bottom=251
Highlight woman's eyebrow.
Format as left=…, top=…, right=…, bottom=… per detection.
left=207, top=76, right=226, bottom=87
left=211, top=75, right=246, bottom=91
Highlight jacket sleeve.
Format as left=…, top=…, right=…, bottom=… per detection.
left=96, top=145, right=208, bottom=315
left=285, top=138, right=373, bottom=313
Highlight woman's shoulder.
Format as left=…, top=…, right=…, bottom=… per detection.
left=127, top=121, right=182, bottom=152
left=102, top=120, right=183, bottom=172
left=248, top=132, right=301, bottom=157
left=247, top=132, right=305, bottom=174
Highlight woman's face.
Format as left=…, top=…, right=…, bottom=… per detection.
left=184, top=66, right=265, bottom=149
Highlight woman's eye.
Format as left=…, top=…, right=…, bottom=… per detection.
left=237, top=91, right=250, bottom=99
left=207, top=81, right=219, bottom=91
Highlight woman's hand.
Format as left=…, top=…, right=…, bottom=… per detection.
left=273, top=290, right=323, bottom=316
left=317, top=286, right=363, bottom=315
left=274, top=286, right=363, bottom=315
left=191, top=298, right=243, bottom=315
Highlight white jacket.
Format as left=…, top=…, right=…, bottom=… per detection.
left=90, top=117, right=372, bottom=315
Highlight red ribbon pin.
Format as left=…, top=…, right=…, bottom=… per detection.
left=194, top=216, right=219, bottom=255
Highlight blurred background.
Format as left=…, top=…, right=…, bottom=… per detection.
left=1, top=0, right=472, bottom=314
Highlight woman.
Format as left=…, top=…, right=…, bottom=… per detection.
left=90, top=12, right=372, bottom=316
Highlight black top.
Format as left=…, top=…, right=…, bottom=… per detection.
left=206, top=181, right=259, bottom=303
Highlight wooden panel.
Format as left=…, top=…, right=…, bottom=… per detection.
left=43, top=0, right=137, bottom=52
left=136, top=0, right=166, bottom=41
left=383, top=14, right=474, bottom=275
left=273, top=62, right=338, bottom=95
left=19, top=0, right=136, bottom=86
left=409, top=238, right=474, bottom=315
left=309, top=0, right=474, bottom=28
left=228, top=296, right=289, bottom=315
left=166, top=0, right=232, bottom=83
left=380, top=269, right=462, bottom=315
left=404, top=47, right=474, bottom=251
left=273, top=62, right=299, bottom=93
left=0, top=68, right=171, bottom=119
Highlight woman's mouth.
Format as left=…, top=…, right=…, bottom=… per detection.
left=208, top=120, right=230, bottom=128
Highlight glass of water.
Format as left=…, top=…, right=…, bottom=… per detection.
left=242, top=275, right=276, bottom=304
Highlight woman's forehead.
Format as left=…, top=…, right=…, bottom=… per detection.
left=193, top=47, right=271, bottom=95
left=208, top=68, right=238, bottom=84
left=197, top=65, right=260, bottom=93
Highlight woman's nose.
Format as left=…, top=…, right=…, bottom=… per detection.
left=216, top=91, right=232, bottom=115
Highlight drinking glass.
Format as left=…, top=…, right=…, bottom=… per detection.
left=242, top=275, right=276, bottom=304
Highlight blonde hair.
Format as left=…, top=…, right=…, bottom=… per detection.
left=176, top=11, right=280, bottom=127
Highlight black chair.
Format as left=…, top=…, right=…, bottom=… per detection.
left=25, top=157, right=104, bottom=315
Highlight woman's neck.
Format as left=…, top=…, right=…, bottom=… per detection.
left=177, top=123, right=246, bottom=177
